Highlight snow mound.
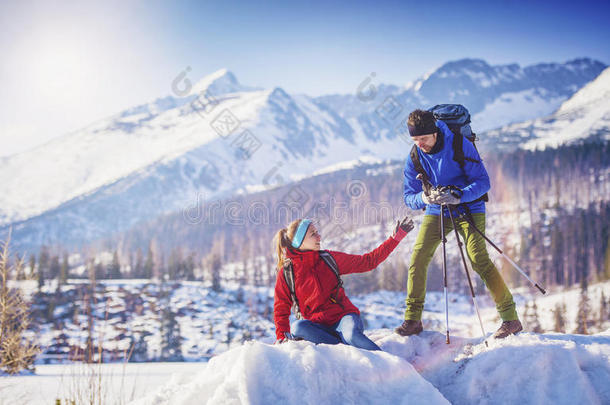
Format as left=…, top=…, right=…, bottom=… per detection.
left=130, top=331, right=610, bottom=405
left=129, top=339, right=449, bottom=405
left=376, top=331, right=610, bottom=405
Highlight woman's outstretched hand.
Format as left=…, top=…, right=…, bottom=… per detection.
left=392, top=216, right=414, bottom=242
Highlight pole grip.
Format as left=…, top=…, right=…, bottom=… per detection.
left=416, top=173, right=433, bottom=196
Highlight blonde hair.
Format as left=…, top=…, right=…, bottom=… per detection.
left=273, top=219, right=302, bottom=271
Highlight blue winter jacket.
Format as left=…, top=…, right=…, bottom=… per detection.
left=403, top=120, right=489, bottom=217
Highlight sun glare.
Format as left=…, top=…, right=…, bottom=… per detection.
left=28, top=31, right=99, bottom=103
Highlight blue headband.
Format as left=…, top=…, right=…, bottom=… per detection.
left=291, top=219, right=312, bottom=248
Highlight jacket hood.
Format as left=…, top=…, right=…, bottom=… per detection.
left=285, top=248, right=323, bottom=269
left=286, top=248, right=319, bottom=260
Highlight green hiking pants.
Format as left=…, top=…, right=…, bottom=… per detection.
left=404, top=213, right=518, bottom=322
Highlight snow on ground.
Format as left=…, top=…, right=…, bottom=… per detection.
left=129, top=339, right=449, bottom=405
left=377, top=331, right=610, bottom=404
left=0, top=362, right=206, bottom=405
left=120, top=330, right=608, bottom=405
left=2, top=282, right=609, bottom=404
left=3, top=330, right=608, bottom=404
left=132, top=329, right=610, bottom=405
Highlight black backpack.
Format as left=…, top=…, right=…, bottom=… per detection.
left=409, top=104, right=489, bottom=203
left=282, top=251, right=342, bottom=320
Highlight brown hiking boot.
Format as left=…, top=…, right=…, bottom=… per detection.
left=493, top=320, right=523, bottom=339
left=395, top=320, right=423, bottom=336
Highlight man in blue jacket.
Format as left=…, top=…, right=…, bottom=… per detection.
left=396, top=109, right=522, bottom=339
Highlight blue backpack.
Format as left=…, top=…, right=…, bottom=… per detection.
left=409, top=104, right=489, bottom=202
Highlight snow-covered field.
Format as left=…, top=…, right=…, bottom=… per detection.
left=3, top=330, right=608, bottom=404
left=2, top=282, right=609, bottom=404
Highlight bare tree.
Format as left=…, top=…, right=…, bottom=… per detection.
left=0, top=233, right=40, bottom=374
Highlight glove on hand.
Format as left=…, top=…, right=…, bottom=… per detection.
left=421, top=188, right=443, bottom=205
left=434, top=188, right=462, bottom=205
left=393, top=216, right=414, bottom=242
left=277, top=332, right=302, bottom=344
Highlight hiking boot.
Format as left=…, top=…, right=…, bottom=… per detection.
left=395, top=320, right=423, bottom=336
left=493, top=320, right=523, bottom=339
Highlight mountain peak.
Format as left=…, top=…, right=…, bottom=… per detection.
left=191, top=68, right=255, bottom=96
left=565, top=57, right=601, bottom=67
left=200, top=68, right=236, bottom=83
left=558, top=66, right=610, bottom=114
left=436, top=58, right=492, bottom=73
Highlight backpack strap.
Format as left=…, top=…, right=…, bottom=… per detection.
left=410, top=145, right=433, bottom=199
left=319, top=251, right=342, bottom=287
left=282, top=258, right=302, bottom=320
left=450, top=127, right=481, bottom=169
left=319, top=251, right=344, bottom=304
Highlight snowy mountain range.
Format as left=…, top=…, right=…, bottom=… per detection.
left=484, top=66, right=610, bottom=150
left=319, top=58, right=606, bottom=132
left=2, top=58, right=607, bottom=251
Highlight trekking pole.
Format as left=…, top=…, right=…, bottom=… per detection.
left=457, top=211, right=547, bottom=295
left=447, top=207, right=488, bottom=347
left=439, top=204, right=450, bottom=345
left=417, top=174, right=450, bottom=344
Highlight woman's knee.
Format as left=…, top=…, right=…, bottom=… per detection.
left=338, top=314, right=362, bottom=340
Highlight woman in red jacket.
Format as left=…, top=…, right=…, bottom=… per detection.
left=273, top=217, right=413, bottom=350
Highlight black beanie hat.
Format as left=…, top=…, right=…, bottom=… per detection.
left=407, top=110, right=437, bottom=137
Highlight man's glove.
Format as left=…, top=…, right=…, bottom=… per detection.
left=421, top=188, right=442, bottom=205
left=421, top=191, right=431, bottom=205
left=434, top=187, right=462, bottom=205
left=393, top=215, right=414, bottom=242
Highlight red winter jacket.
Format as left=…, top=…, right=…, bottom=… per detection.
left=274, top=235, right=400, bottom=340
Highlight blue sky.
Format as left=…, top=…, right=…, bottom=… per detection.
left=1, top=0, right=609, bottom=156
